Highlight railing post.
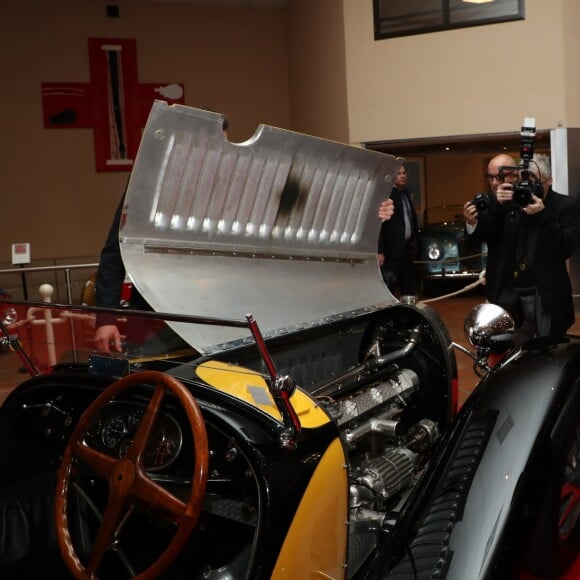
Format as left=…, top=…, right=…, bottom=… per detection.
left=39, top=284, right=57, bottom=366
left=19, top=264, right=28, bottom=300
left=64, top=268, right=73, bottom=304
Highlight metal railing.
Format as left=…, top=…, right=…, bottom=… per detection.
left=0, top=262, right=99, bottom=305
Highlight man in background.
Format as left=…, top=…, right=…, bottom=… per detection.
left=377, top=165, right=418, bottom=296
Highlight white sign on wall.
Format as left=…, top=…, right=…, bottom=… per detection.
left=11, top=243, right=31, bottom=265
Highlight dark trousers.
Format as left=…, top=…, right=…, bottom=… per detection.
left=381, top=243, right=416, bottom=296
left=514, top=289, right=552, bottom=345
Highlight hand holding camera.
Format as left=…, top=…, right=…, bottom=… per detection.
left=463, top=199, right=479, bottom=225
left=496, top=182, right=514, bottom=205
left=492, top=177, right=545, bottom=216
left=465, top=192, right=491, bottom=225
left=521, top=192, right=545, bottom=215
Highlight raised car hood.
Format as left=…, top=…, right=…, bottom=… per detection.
left=121, top=101, right=401, bottom=354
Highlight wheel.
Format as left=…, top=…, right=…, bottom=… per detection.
left=55, top=370, right=209, bottom=579
left=524, top=408, right=580, bottom=577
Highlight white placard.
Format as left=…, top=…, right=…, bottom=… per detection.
left=11, top=242, right=31, bottom=265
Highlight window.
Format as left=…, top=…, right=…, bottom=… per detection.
left=374, top=0, right=524, bottom=40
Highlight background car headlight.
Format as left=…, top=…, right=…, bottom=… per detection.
left=427, top=244, right=441, bottom=261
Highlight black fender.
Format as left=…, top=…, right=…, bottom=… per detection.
left=389, top=336, right=580, bottom=579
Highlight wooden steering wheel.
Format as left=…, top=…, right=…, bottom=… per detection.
left=55, top=371, right=209, bottom=579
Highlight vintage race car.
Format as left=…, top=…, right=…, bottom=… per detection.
left=0, top=103, right=578, bottom=579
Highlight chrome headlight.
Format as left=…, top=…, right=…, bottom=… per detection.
left=427, top=243, right=441, bottom=261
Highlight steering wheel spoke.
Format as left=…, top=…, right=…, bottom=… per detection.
left=74, top=441, right=118, bottom=480
left=124, top=385, right=164, bottom=464
left=133, top=472, right=187, bottom=521
left=86, top=493, right=130, bottom=576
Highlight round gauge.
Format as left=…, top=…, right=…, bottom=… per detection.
left=143, top=418, right=183, bottom=472
left=101, top=416, right=127, bottom=449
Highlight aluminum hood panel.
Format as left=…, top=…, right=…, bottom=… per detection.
left=121, top=101, right=401, bottom=353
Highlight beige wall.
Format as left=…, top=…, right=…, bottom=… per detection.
left=342, top=0, right=568, bottom=144
left=286, top=0, right=349, bottom=143
left=3, top=0, right=580, bottom=273
left=426, top=154, right=488, bottom=211
left=0, top=0, right=290, bottom=265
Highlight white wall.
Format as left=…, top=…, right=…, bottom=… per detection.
left=343, top=0, right=568, bottom=144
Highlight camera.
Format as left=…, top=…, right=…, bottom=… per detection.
left=512, top=175, right=543, bottom=207
left=503, top=117, right=544, bottom=207
left=471, top=192, right=489, bottom=212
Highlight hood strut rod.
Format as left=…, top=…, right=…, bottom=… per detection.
left=246, top=314, right=302, bottom=450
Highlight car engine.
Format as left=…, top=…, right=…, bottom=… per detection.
left=307, top=313, right=450, bottom=578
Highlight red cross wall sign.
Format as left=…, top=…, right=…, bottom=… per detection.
left=41, top=38, right=185, bottom=172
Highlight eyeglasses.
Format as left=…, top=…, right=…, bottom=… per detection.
left=485, top=171, right=516, bottom=182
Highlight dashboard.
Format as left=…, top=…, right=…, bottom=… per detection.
left=83, top=400, right=183, bottom=472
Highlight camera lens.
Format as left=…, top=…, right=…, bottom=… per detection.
left=512, top=181, right=534, bottom=206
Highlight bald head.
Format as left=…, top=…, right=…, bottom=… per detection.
left=487, top=154, right=517, bottom=194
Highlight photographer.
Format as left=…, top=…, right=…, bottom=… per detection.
left=465, top=153, right=580, bottom=343
left=463, top=153, right=517, bottom=300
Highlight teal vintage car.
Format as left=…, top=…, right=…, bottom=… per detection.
left=416, top=205, right=487, bottom=295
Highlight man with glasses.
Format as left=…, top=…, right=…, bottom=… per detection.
left=464, top=153, right=580, bottom=343
left=484, top=154, right=519, bottom=192
left=463, top=153, right=517, bottom=304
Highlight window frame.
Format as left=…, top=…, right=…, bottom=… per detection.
left=373, top=0, right=525, bottom=40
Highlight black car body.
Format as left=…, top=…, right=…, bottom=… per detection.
left=0, top=103, right=577, bottom=579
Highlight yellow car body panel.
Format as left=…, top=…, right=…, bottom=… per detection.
left=195, top=360, right=330, bottom=429
left=272, top=437, right=348, bottom=579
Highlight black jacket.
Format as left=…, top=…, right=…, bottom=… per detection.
left=378, top=187, right=419, bottom=259
left=95, top=195, right=149, bottom=326
left=467, top=188, right=580, bottom=334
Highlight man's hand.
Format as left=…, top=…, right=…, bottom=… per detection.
left=377, top=253, right=385, bottom=267
left=496, top=182, right=514, bottom=204
left=94, top=324, right=123, bottom=353
left=523, top=194, right=545, bottom=215
left=463, top=201, right=478, bottom=226
left=379, top=198, right=394, bottom=221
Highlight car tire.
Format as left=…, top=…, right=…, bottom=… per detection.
left=523, top=408, right=580, bottom=577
